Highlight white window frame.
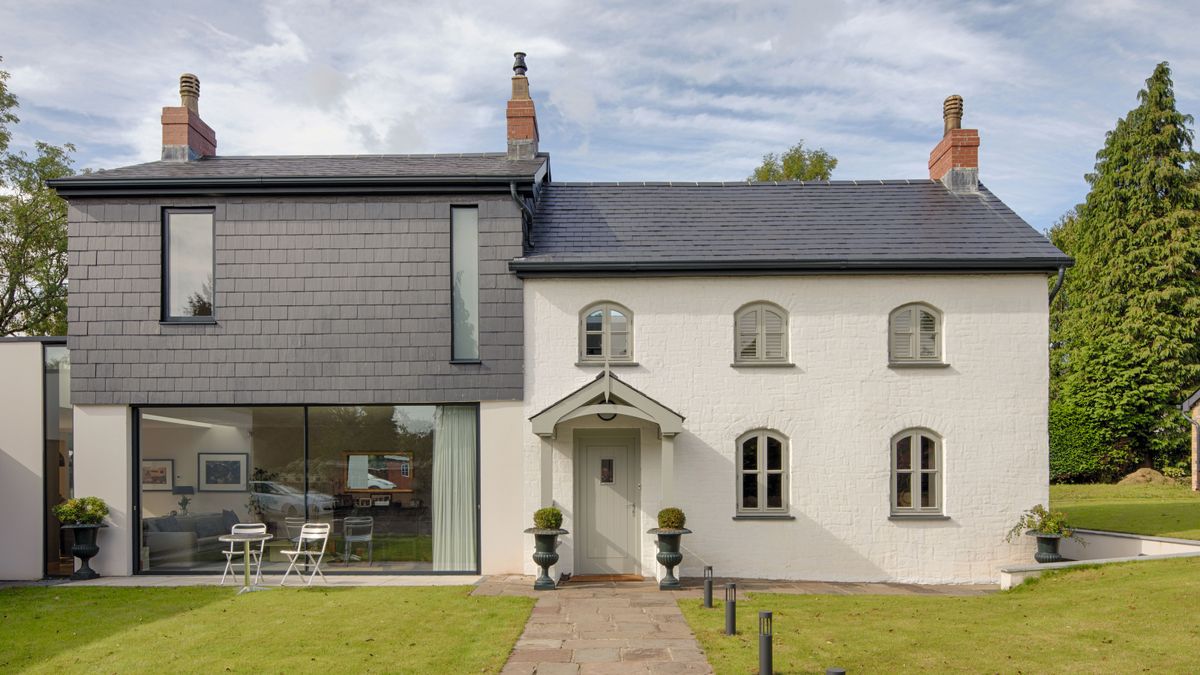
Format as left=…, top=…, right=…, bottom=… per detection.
left=891, top=428, right=943, bottom=515
left=734, top=302, right=789, bottom=364
left=735, top=429, right=790, bottom=515
left=579, top=302, right=634, bottom=363
left=888, top=303, right=943, bottom=364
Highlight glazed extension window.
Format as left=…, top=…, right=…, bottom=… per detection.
left=162, top=208, right=215, bottom=322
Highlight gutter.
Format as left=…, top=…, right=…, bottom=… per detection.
left=1048, top=266, right=1066, bottom=303
left=509, top=258, right=1075, bottom=277
left=46, top=173, right=539, bottom=198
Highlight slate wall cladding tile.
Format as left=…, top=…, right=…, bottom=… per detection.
left=67, top=194, right=524, bottom=405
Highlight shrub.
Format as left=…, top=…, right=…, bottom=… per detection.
left=52, top=496, right=109, bottom=525
left=1049, top=398, right=1135, bottom=483
left=1160, top=465, right=1188, bottom=482
left=1006, top=504, right=1077, bottom=542
left=533, top=507, right=563, bottom=530
left=657, top=507, right=686, bottom=529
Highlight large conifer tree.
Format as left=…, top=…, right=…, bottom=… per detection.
left=1051, top=62, right=1200, bottom=477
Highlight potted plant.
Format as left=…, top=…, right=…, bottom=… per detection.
left=1005, top=504, right=1082, bottom=564
left=647, top=507, right=691, bottom=590
left=524, top=507, right=568, bottom=590
left=52, top=496, right=110, bottom=580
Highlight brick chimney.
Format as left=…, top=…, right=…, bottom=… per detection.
left=161, top=73, right=217, bottom=161
left=928, top=94, right=978, bottom=192
left=507, top=52, right=539, bottom=160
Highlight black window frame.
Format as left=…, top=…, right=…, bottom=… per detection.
left=161, top=207, right=217, bottom=324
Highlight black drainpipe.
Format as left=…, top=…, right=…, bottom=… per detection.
left=1048, top=266, right=1066, bottom=303
left=510, top=181, right=535, bottom=249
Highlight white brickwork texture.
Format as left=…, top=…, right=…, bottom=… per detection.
left=523, top=274, right=1048, bottom=584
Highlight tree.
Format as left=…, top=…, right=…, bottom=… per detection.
left=0, top=56, right=75, bottom=336
left=748, top=141, right=837, bottom=181
left=1050, top=62, right=1200, bottom=478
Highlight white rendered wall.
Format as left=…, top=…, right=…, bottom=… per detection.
left=73, top=405, right=133, bottom=576
left=0, top=342, right=45, bottom=580
left=480, top=401, right=526, bottom=574
left=524, top=274, right=1049, bottom=584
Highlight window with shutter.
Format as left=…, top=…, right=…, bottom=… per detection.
left=734, top=302, right=789, bottom=364
left=889, top=303, right=943, bottom=364
left=579, top=302, right=634, bottom=362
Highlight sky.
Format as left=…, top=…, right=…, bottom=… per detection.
left=1, top=0, right=1197, bottom=232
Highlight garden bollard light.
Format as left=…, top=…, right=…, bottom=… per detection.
left=759, top=611, right=773, bottom=675
left=703, top=566, right=714, bottom=608
left=724, top=583, right=737, bottom=635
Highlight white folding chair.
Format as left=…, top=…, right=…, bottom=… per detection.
left=220, top=523, right=268, bottom=586
left=279, top=523, right=331, bottom=586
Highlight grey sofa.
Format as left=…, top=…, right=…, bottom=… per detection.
left=143, top=511, right=240, bottom=567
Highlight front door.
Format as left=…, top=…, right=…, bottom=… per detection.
left=575, top=431, right=640, bottom=575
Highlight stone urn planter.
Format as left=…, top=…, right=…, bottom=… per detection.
left=1030, top=533, right=1064, bottom=564
left=52, top=496, right=111, bottom=581
left=63, top=524, right=106, bottom=580
left=525, top=507, right=567, bottom=591
left=649, top=507, right=690, bottom=590
left=648, top=527, right=692, bottom=589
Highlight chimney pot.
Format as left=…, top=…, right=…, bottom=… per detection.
left=179, top=73, right=200, bottom=114
left=513, top=52, right=528, bottom=76
left=943, top=94, right=963, bottom=135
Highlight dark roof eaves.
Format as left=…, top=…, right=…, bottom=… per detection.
left=47, top=172, right=543, bottom=197
left=510, top=257, right=1074, bottom=277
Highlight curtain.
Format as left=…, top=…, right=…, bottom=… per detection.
left=432, top=405, right=477, bottom=571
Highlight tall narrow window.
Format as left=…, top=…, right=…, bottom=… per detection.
left=736, top=430, right=789, bottom=515
left=163, top=209, right=215, bottom=321
left=889, top=303, right=942, bottom=363
left=892, top=429, right=942, bottom=515
left=451, top=207, right=479, bottom=361
left=579, top=302, right=633, bottom=363
left=735, top=302, right=788, bottom=363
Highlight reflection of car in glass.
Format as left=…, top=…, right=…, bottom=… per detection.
left=249, top=481, right=335, bottom=518
left=367, top=474, right=397, bottom=490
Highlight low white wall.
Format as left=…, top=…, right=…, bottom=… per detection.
left=73, top=405, right=132, bottom=576
left=0, top=342, right=45, bottom=580
left=480, top=401, right=525, bottom=574
left=999, top=530, right=1200, bottom=589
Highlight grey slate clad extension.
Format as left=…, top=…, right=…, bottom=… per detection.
left=512, top=181, right=1072, bottom=275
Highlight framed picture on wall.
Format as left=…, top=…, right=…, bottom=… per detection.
left=197, top=453, right=248, bottom=492
left=141, top=459, right=174, bottom=491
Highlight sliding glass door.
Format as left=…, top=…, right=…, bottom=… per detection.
left=136, top=404, right=478, bottom=573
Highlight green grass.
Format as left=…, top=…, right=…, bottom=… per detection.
left=0, top=586, right=532, bottom=674
left=1050, top=482, right=1200, bottom=539
left=681, top=557, right=1200, bottom=674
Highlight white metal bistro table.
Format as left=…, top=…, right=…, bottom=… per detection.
left=218, top=532, right=273, bottom=593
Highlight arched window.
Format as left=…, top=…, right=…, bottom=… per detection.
left=735, top=302, right=788, bottom=363
left=889, top=303, right=942, bottom=363
left=892, top=428, right=942, bottom=515
left=736, top=430, right=789, bottom=514
left=579, top=302, right=633, bottom=363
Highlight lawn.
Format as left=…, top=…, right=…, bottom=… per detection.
left=0, top=585, right=532, bottom=674
left=680, top=556, right=1200, bottom=674
left=1050, top=482, right=1200, bottom=539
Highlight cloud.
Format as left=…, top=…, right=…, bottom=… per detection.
left=0, top=0, right=1196, bottom=230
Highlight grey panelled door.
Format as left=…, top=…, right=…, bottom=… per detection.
left=576, top=432, right=639, bottom=575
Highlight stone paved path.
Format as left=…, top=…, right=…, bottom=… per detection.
left=476, top=578, right=712, bottom=674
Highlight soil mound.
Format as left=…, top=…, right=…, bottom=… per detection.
left=1117, top=468, right=1178, bottom=485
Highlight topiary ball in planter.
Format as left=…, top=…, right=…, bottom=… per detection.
left=657, top=507, right=686, bottom=530
left=534, top=507, right=563, bottom=530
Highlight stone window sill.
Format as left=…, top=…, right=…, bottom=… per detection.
left=160, top=320, right=218, bottom=326
left=731, top=362, right=796, bottom=369
left=888, top=362, right=950, bottom=369
left=449, top=359, right=482, bottom=365
left=576, top=361, right=639, bottom=368
left=732, top=514, right=796, bottom=521
left=888, top=514, right=951, bottom=521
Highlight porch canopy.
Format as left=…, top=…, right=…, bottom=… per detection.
left=530, top=371, right=684, bottom=502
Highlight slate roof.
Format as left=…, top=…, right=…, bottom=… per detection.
left=48, top=152, right=548, bottom=195
left=511, top=180, right=1071, bottom=275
